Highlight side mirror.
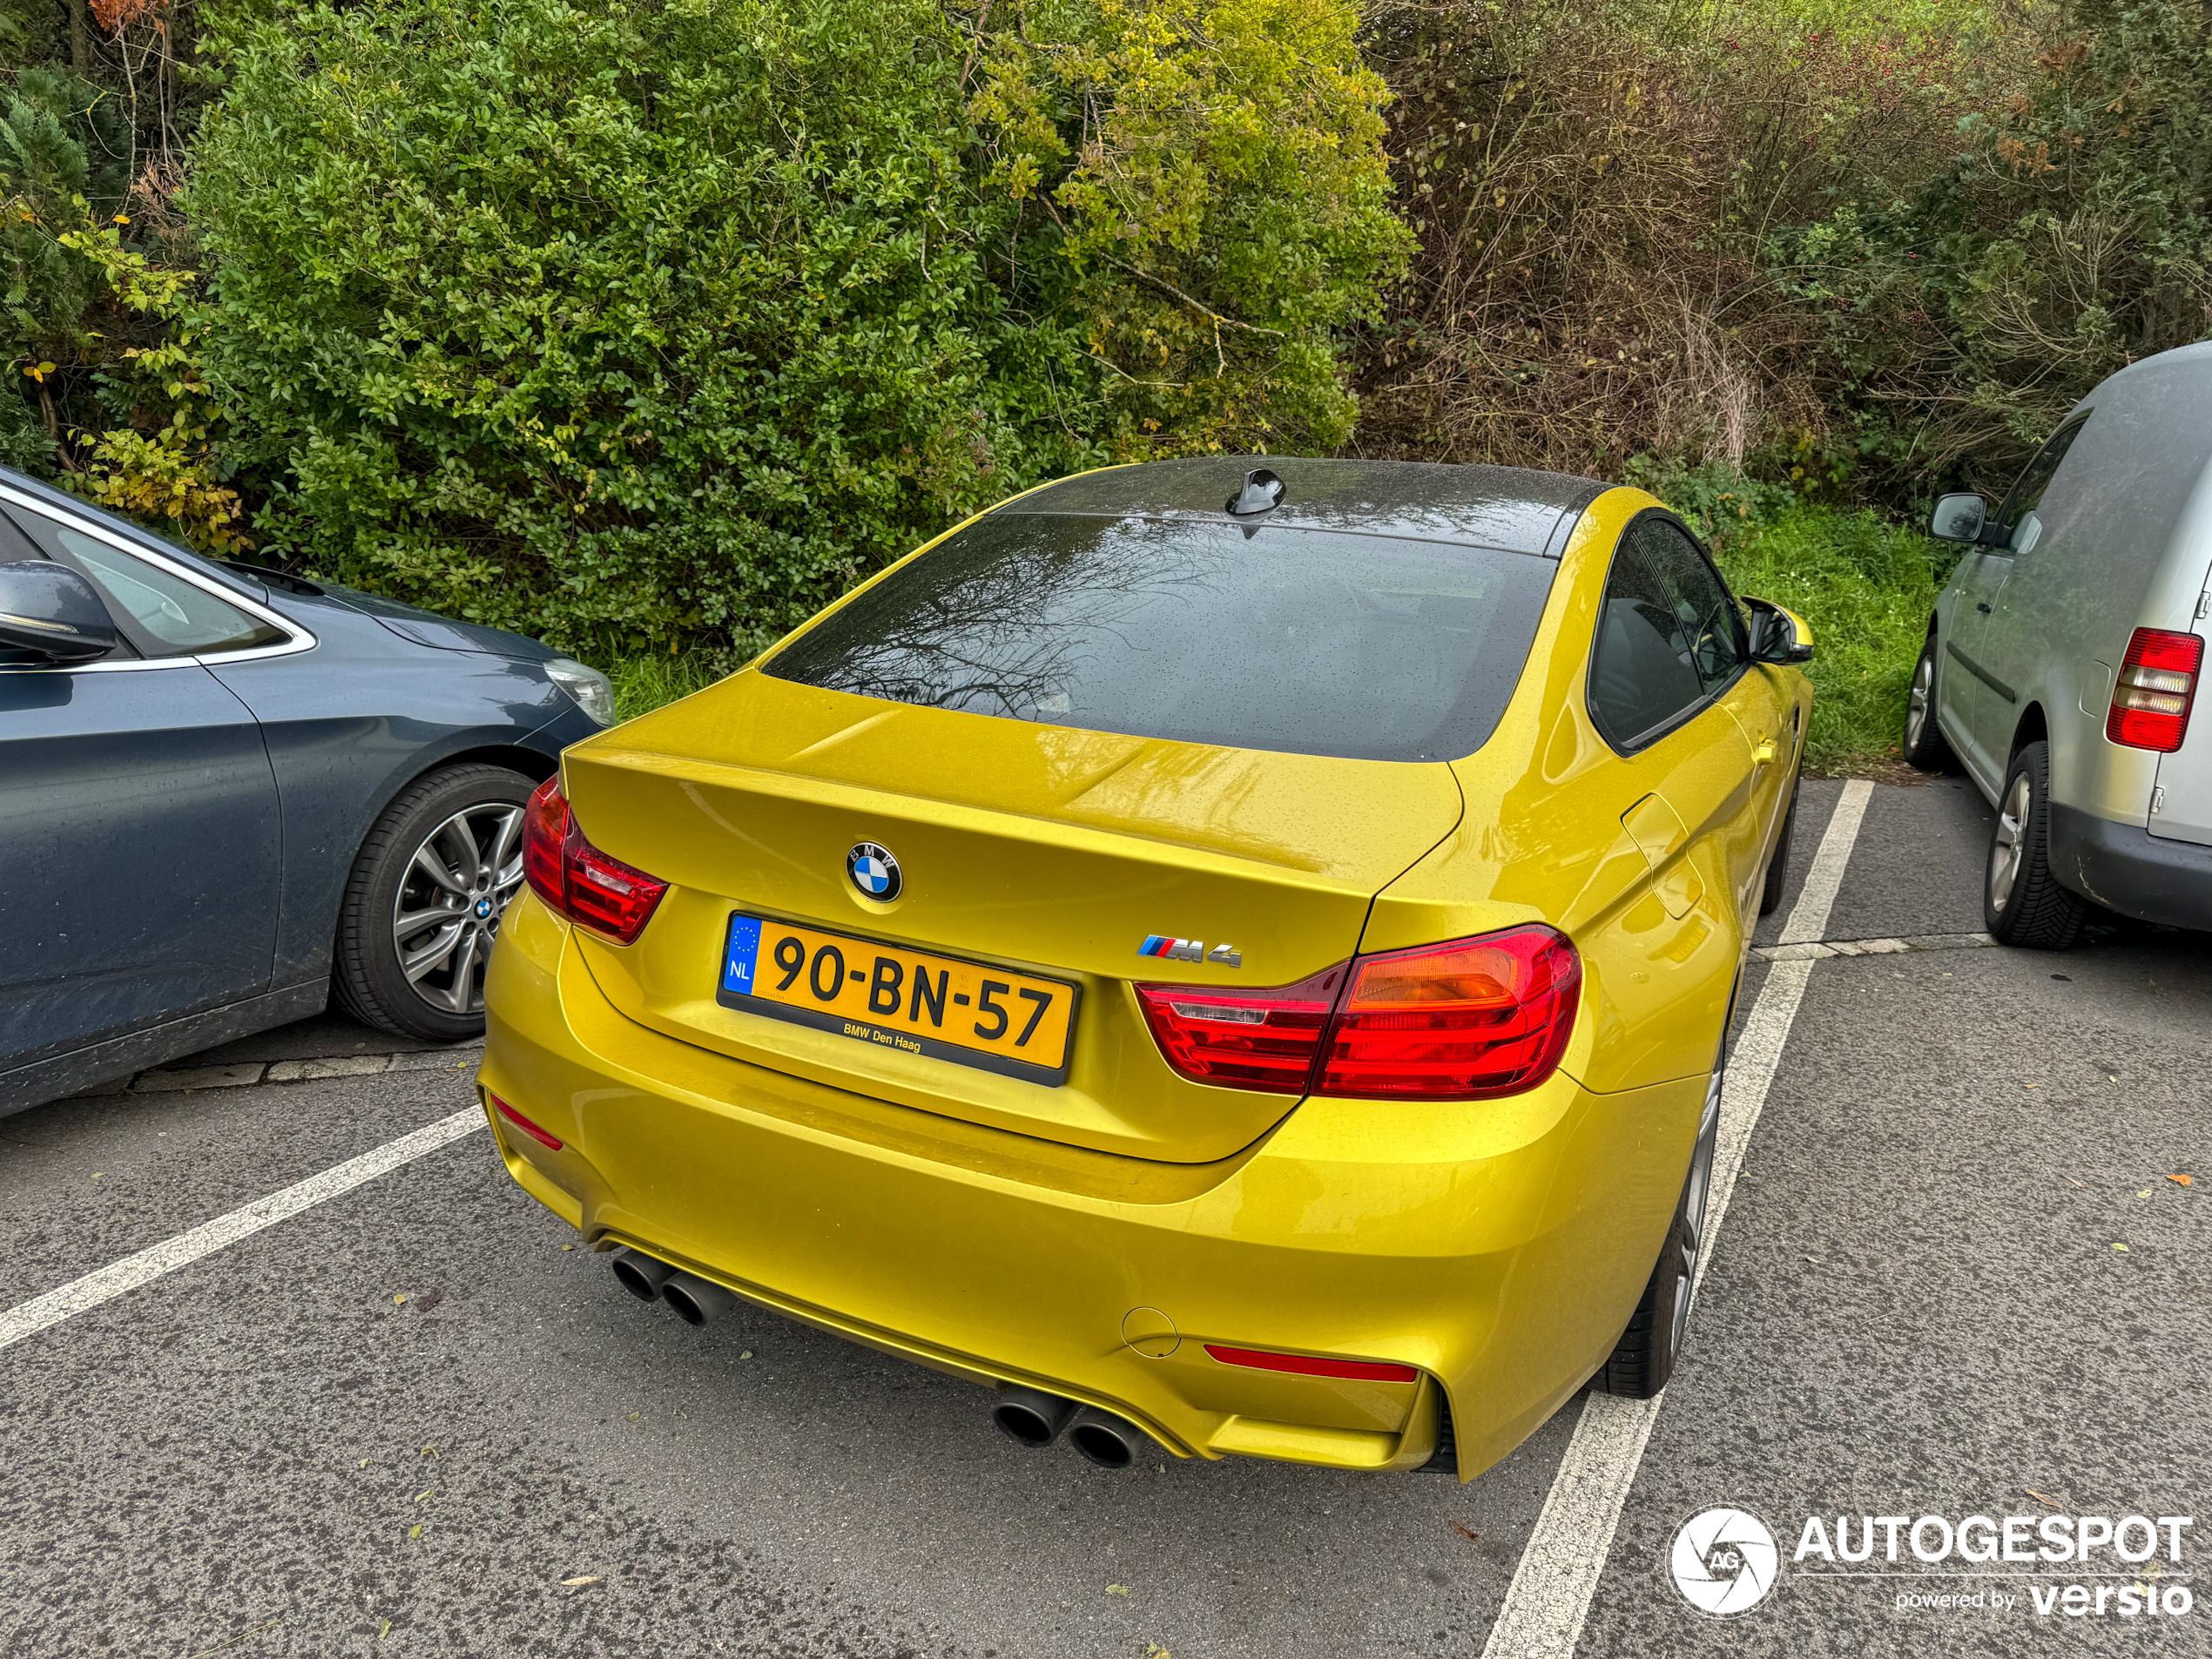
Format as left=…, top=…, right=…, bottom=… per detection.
left=1929, top=493, right=1991, bottom=544
left=1743, top=597, right=1813, bottom=665
left=0, top=561, right=122, bottom=664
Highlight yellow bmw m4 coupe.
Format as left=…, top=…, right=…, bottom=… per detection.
left=480, top=458, right=1811, bottom=1480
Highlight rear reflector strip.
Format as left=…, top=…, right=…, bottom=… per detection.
left=491, top=1095, right=563, bottom=1150
left=1204, top=1343, right=1419, bottom=1383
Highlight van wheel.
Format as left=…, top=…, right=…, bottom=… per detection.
left=1901, top=631, right=1956, bottom=772
left=1984, top=741, right=2086, bottom=950
left=1595, top=1066, right=1720, bottom=1399
left=333, top=764, right=537, bottom=1042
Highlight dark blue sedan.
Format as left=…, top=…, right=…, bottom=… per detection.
left=0, top=466, right=608, bottom=1115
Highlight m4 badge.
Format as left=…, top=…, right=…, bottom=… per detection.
left=1137, top=935, right=1242, bottom=967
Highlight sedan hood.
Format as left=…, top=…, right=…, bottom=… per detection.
left=319, top=583, right=556, bottom=659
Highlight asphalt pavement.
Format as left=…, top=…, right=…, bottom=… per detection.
left=1, top=777, right=2206, bottom=1658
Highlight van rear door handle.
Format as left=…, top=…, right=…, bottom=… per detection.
left=1976, top=601, right=1993, bottom=614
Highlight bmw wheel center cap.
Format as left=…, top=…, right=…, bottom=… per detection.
left=846, top=842, right=902, bottom=901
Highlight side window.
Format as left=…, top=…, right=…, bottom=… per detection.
left=1995, top=415, right=2089, bottom=539
left=1589, top=517, right=1744, bottom=749
left=3, top=505, right=284, bottom=658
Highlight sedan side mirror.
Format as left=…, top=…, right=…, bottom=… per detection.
left=1929, top=493, right=1991, bottom=544
left=1743, top=597, right=1813, bottom=665
left=0, top=561, right=122, bottom=664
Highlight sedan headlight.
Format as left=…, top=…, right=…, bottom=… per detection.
left=544, top=657, right=616, bottom=726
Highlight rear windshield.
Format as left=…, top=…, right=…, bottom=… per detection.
left=763, top=513, right=1562, bottom=761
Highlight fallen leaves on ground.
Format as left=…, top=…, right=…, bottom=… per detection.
left=562, top=1575, right=602, bottom=1588
left=2112, top=1243, right=2130, bottom=1252
left=408, top=1524, right=423, bottom=1540
left=1451, top=1522, right=1481, bottom=1542
left=2027, top=1489, right=2060, bottom=1507
left=2170, top=1174, right=2193, bottom=1187
left=1107, top=1583, right=1130, bottom=1595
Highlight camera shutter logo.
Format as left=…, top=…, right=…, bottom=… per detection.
left=1669, top=1507, right=1780, bottom=1615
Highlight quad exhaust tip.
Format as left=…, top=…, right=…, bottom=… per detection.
left=989, top=1388, right=1151, bottom=1468
left=610, top=1250, right=738, bottom=1328
left=1065, top=1405, right=1150, bottom=1469
left=661, top=1270, right=738, bottom=1327
left=609, top=1246, right=676, bottom=1303
left=991, top=1386, right=1077, bottom=1447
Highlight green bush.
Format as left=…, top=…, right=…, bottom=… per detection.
left=1766, top=0, right=2212, bottom=493
left=1711, top=504, right=1946, bottom=772
left=186, top=0, right=1405, bottom=662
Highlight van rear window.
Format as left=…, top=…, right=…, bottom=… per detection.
left=764, top=513, right=1561, bottom=762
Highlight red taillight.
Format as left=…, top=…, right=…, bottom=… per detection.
left=519, top=775, right=669, bottom=945
left=1204, top=1345, right=1419, bottom=1383
left=2107, top=628, right=2202, bottom=753
left=1133, top=962, right=1347, bottom=1093
left=1320, top=927, right=1581, bottom=1099
left=1136, top=925, right=1580, bottom=1101
left=522, top=776, right=570, bottom=912
left=491, top=1093, right=563, bottom=1150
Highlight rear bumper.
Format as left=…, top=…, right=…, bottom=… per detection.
left=2051, top=805, right=2212, bottom=932
left=480, top=894, right=1703, bottom=1480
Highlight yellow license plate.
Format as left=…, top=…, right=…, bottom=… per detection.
left=717, top=913, right=1078, bottom=1084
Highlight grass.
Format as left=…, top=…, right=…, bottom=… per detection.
left=607, top=651, right=731, bottom=724
left=602, top=500, right=1942, bottom=777
left=1710, top=504, right=1949, bottom=775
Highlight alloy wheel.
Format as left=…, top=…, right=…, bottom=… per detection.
left=1988, top=772, right=2032, bottom=916
left=1670, top=1068, right=1723, bottom=1357
left=1905, top=651, right=1932, bottom=749
left=390, top=801, right=526, bottom=1015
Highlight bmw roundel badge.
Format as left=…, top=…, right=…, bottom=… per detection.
left=846, top=842, right=902, bottom=901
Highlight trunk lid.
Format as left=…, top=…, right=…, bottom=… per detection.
left=560, top=674, right=1464, bottom=1162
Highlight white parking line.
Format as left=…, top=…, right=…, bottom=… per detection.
left=0, top=1107, right=485, bottom=1353
left=1480, top=779, right=1874, bottom=1658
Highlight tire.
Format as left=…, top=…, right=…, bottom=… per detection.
left=1983, top=740, right=2087, bottom=950
left=1900, top=630, right=1957, bottom=772
left=1593, top=1063, right=1721, bottom=1399
left=332, top=764, right=537, bottom=1042
left=1758, top=775, right=1798, bottom=917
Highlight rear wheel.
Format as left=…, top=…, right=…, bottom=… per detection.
left=1594, top=1063, right=1721, bottom=1398
left=333, top=764, right=536, bottom=1042
left=1983, top=741, right=2086, bottom=950
left=1901, top=631, right=1956, bottom=772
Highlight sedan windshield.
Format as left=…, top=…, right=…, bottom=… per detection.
left=764, top=512, right=1561, bottom=762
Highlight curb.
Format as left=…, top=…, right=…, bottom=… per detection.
left=91, top=1044, right=484, bottom=1098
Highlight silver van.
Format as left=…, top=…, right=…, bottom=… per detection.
left=1906, top=341, right=2211, bottom=948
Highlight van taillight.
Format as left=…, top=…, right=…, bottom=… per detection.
left=1136, top=926, right=1580, bottom=1101
left=521, top=776, right=669, bottom=945
left=2107, top=628, right=2202, bottom=753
